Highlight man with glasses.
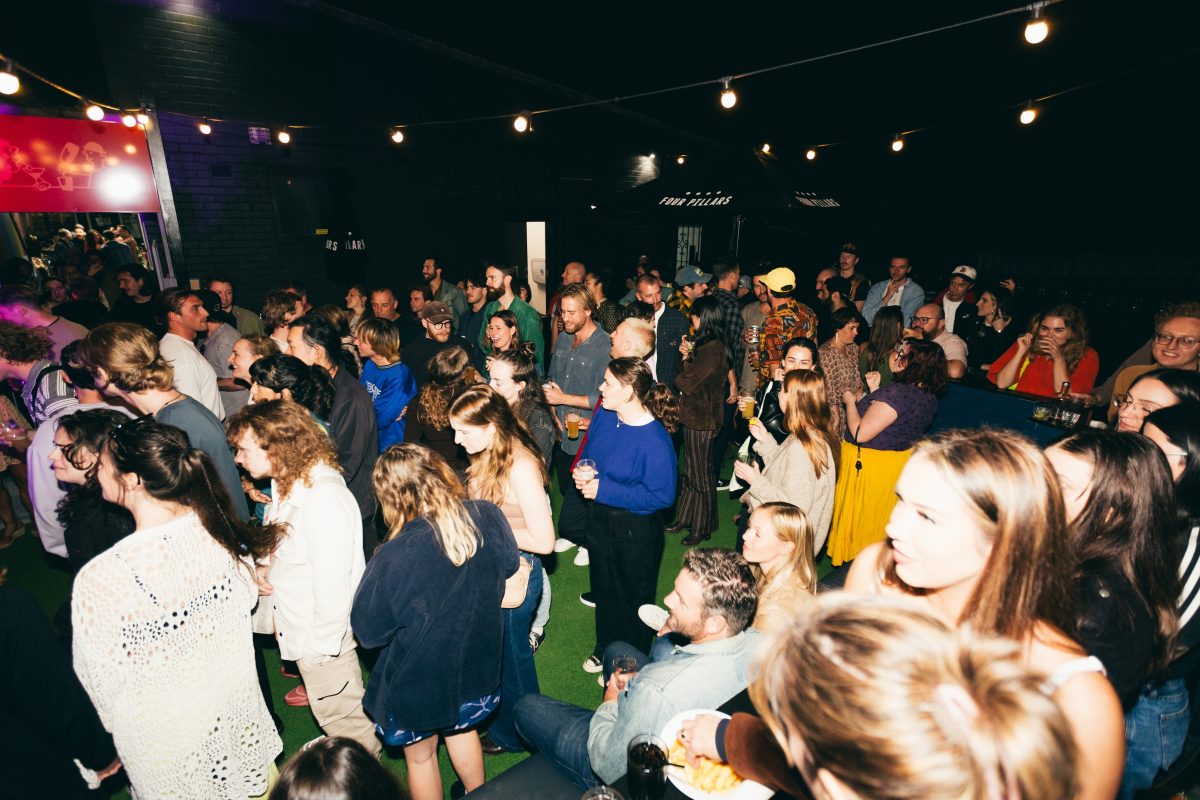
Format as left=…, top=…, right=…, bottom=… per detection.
left=405, top=301, right=477, bottom=388
left=1090, top=301, right=1200, bottom=415
left=909, top=303, right=968, bottom=379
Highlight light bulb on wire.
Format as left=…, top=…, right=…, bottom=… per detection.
left=1019, top=103, right=1038, bottom=125
left=676, top=155, right=686, bottom=165
left=513, top=113, right=532, bottom=134
left=891, top=135, right=905, bottom=153
left=719, top=77, right=737, bottom=109
left=198, top=118, right=213, bottom=135
left=276, top=129, right=291, bottom=144
left=390, top=127, right=405, bottom=144
left=1024, top=3, right=1049, bottom=44
left=0, top=61, right=19, bottom=96
left=121, top=112, right=137, bottom=128
left=84, top=102, right=105, bottom=122
left=761, top=143, right=771, bottom=155
left=805, top=148, right=817, bottom=161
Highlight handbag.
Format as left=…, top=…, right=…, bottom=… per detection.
left=501, top=557, right=533, bottom=609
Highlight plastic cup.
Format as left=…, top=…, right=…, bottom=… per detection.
left=626, top=734, right=668, bottom=800
left=566, top=412, right=581, bottom=440
left=576, top=458, right=597, bottom=483
left=739, top=394, right=755, bottom=420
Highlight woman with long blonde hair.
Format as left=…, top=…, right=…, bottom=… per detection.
left=352, top=444, right=519, bottom=800
left=448, top=384, right=553, bottom=755
left=843, top=428, right=1124, bottom=800
left=741, top=502, right=817, bottom=633
left=734, top=369, right=837, bottom=553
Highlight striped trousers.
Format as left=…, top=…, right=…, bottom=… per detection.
left=676, top=426, right=717, bottom=536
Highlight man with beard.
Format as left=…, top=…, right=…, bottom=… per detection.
left=513, top=549, right=758, bottom=788
left=479, top=263, right=545, bottom=370
left=404, top=301, right=477, bottom=388
left=421, top=256, right=467, bottom=324
left=457, top=270, right=491, bottom=374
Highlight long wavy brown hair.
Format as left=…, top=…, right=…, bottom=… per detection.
left=449, top=384, right=547, bottom=504
left=415, top=346, right=476, bottom=429
left=1038, top=304, right=1091, bottom=373
left=780, top=369, right=839, bottom=475
left=226, top=400, right=340, bottom=501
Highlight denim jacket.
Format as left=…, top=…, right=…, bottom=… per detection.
left=587, top=631, right=758, bottom=783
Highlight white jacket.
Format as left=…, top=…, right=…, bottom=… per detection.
left=265, top=463, right=365, bottom=662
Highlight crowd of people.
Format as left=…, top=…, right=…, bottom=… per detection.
left=1, top=238, right=1199, bottom=800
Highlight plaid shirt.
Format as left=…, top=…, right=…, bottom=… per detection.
left=757, top=300, right=818, bottom=384
left=710, top=288, right=745, bottom=375
left=667, top=291, right=694, bottom=335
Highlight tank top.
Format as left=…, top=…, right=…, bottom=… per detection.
left=1040, top=655, right=1106, bottom=695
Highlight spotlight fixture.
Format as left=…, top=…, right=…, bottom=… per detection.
left=676, top=155, right=686, bottom=165
left=805, top=148, right=817, bottom=161
left=719, top=77, right=737, bottom=109
left=1019, top=102, right=1038, bottom=125
left=198, top=118, right=213, bottom=135
left=0, top=61, right=19, bottom=96
left=513, top=113, right=532, bottom=133
left=390, top=127, right=405, bottom=144
left=276, top=129, right=292, bottom=144
left=121, top=112, right=137, bottom=128
left=891, top=135, right=905, bottom=153
left=1024, top=3, right=1049, bottom=44
left=84, top=102, right=105, bottom=122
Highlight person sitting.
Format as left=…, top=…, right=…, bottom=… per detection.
left=988, top=304, right=1100, bottom=397
left=1089, top=300, right=1200, bottom=409
left=968, top=284, right=1019, bottom=374
left=858, top=306, right=904, bottom=388
left=740, top=502, right=817, bottom=633
left=681, top=594, right=1078, bottom=800
left=269, top=737, right=404, bottom=800
left=845, top=428, right=1125, bottom=800
left=861, top=255, right=925, bottom=326
left=1112, top=368, right=1200, bottom=433
left=513, top=548, right=759, bottom=788
left=353, top=318, right=416, bottom=452
left=909, top=302, right=968, bottom=379
left=351, top=445, right=518, bottom=799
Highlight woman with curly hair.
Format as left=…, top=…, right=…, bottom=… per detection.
left=988, top=303, right=1100, bottom=397
left=404, top=345, right=476, bottom=477
left=826, top=337, right=947, bottom=565
left=448, top=384, right=553, bottom=754
left=228, top=399, right=379, bottom=755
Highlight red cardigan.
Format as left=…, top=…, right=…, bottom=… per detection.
left=987, top=343, right=1100, bottom=397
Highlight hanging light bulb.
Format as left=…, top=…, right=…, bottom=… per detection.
left=1024, top=3, right=1049, bottom=44
left=84, top=102, right=105, bottom=122
left=136, top=110, right=151, bottom=126
left=0, top=61, right=19, bottom=96
left=1019, top=102, right=1038, bottom=125
left=276, top=129, right=292, bottom=144
left=513, top=113, right=532, bottom=133
left=121, top=112, right=137, bottom=128
left=390, top=127, right=405, bottom=144
left=761, top=143, right=771, bottom=155
left=719, top=77, right=737, bottom=109
left=891, top=135, right=905, bottom=153
left=676, top=155, right=686, bottom=165
left=805, top=148, right=817, bottom=161
left=198, top=118, right=213, bottom=135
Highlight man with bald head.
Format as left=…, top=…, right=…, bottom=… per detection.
left=910, top=302, right=968, bottom=379
left=550, top=261, right=588, bottom=353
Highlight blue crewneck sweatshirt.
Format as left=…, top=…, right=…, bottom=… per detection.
left=579, top=406, right=677, bottom=515
left=361, top=360, right=417, bottom=452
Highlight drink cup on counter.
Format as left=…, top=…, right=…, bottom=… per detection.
left=626, top=734, right=668, bottom=800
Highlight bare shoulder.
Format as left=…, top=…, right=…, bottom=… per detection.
left=843, top=543, right=886, bottom=593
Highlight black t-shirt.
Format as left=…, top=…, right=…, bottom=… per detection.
left=404, top=335, right=478, bottom=388
left=108, top=295, right=158, bottom=331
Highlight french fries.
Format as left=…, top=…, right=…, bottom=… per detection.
left=669, top=738, right=743, bottom=794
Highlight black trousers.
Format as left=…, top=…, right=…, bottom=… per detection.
left=588, top=503, right=665, bottom=659
left=554, top=448, right=590, bottom=546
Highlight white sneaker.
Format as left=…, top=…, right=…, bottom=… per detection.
left=582, top=655, right=603, bottom=673
left=553, top=537, right=576, bottom=553
left=574, top=547, right=590, bottom=566
left=638, top=604, right=669, bottom=631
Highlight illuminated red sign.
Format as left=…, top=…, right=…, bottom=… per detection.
left=0, top=115, right=161, bottom=212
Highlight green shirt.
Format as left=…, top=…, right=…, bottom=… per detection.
left=479, top=296, right=546, bottom=369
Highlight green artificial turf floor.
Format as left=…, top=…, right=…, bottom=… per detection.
left=0, top=457, right=832, bottom=798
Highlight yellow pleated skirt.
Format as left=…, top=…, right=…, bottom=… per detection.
left=826, top=441, right=912, bottom=566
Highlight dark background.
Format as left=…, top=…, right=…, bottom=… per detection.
left=3, top=0, right=1199, bottom=368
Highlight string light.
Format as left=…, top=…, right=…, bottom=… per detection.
left=0, top=61, right=19, bottom=96
left=891, top=135, right=905, bottom=152
left=513, top=113, right=531, bottom=133
left=136, top=110, right=150, bottom=126
left=676, top=155, right=686, bottom=165
left=390, top=127, right=405, bottom=143
left=84, top=101, right=104, bottom=122
left=121, top=112, right=137, bottom=128
left=198, top=118, right=212, bottom=135
left=806, top=148, right=817, bottom=160
left=719, top=77, right=738, bottom=109
left=276, top=129, right=291, bottom=144
left=1024, top=3, right=1049, bottom=44
left=761, top=143, right=771, bottom=155
left=1019, top=102, right=1038, bottom=125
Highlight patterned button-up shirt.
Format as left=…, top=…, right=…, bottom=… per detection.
left=756, top=300, right=818, bottom=385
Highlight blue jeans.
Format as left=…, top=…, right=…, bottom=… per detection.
left=514, top=642, right=649, bottom=789
left=486, top=554, right=544, bottom=752
left=1119, top=677, right=1190, bottom=800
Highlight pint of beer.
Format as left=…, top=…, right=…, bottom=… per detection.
left=566, top=412, right=581, bottom=439
left=739, top=393, right=755, bottom=420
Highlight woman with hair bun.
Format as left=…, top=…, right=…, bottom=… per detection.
left=572, top=356, right=678, bottom=671
left=685, top=594, right=1078, bottom=800
left=249, top=354, right=335, bottom=422
left=72, top=419, right=286, bottom=799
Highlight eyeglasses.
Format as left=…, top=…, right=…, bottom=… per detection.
left=910, top=316, right=935, bottom=325
left=52, top=438, right=83, bottom=463
left=1154, top=332, right=1200, bottom=348
left=1112, top=394, right=1158, bottom=415
left=428, top=320, right=452, bottom=329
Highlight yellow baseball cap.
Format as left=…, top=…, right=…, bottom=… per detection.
left=757, top=267, right=796, bottom=293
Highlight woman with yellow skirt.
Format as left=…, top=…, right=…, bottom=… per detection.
left=827, top=338, right=947, bottom=565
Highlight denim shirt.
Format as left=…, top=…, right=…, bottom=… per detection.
left=548, top=324, right=611, bottom=456
left=586, top=630, right=758, bottom=783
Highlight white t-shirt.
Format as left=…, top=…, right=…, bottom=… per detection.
left=160, top=332, right=225, bottom=420
left=942, top=298, right=964, bottom=333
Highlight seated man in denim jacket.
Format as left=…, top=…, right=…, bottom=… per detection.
left=514, top=549, right=759, bottom=787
